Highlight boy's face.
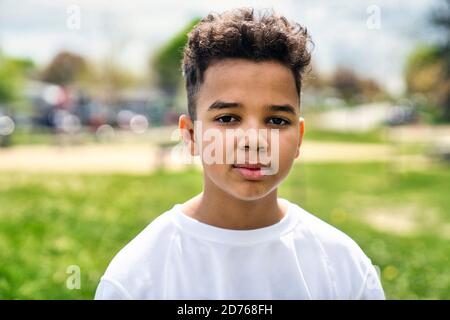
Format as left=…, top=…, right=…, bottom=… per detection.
left=179, top=58, right=304, bottom=201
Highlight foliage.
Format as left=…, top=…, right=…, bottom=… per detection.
left=151, top=18, right=201, bottom=96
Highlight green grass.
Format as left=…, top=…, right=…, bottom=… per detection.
left=9, top=129, right=56, bottom=145
left=0, top=162, right=449, bottom=299
left=303, top=128, right=386, bottom=144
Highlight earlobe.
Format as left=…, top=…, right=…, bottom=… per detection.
left=299, top=116, right=305, bottom=139
left=296, top=117, right=305, bottom=158
left=179, top=114, right=197, bottom=156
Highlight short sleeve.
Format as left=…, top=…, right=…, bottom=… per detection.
left=94, top=277, right=133, bottom=300
left=355, top=263, right=385, bottom=300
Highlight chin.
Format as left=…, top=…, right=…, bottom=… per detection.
left=226, top=185, right=275, bottom=202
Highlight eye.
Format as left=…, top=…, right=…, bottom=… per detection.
left=215, top=115, right=239, bottom=124
left=268, top=117, right=290, bottom=126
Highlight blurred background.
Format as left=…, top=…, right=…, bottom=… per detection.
left=0, top=0, right=449, bottom=299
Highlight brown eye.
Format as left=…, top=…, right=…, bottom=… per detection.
left=268, top=117, right=290, bottom=126
left=215, top=115, right=239, bottom=124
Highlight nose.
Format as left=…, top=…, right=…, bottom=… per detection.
left=238, top=135, right=267, bottom=152
left=236, top=121, right=269, bottom=152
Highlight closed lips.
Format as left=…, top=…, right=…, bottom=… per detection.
left=232, top=164, right=267, bottom=169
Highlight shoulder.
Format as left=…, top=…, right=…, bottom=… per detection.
left=289, top=201, right=385, bottom=299
left=294, top=205, right=369, bottom=263
left=95, top=206, right=179, bottom=299
left=104, top=208, right=178, bottom=276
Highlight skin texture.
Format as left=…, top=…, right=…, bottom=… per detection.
left=179, top=58, right=305, bottom=230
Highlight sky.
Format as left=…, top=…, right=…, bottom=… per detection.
left=0, top=0, right=443, bottom=95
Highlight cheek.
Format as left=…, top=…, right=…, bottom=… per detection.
left=199, top=126, right=229, bottom=171
left=281, top=132, right=299, bottom=158
left=269, top=129, right=298, bottom=158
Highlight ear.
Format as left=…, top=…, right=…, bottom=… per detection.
left=295, top=117, right=305, bottom=159
left=179, top=114, right=198, bottom=156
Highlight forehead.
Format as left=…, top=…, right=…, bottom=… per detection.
left=197, top=58, right=299, bottom=112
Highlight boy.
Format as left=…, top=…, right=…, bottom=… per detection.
left=95, top=7, right=385, bottom=300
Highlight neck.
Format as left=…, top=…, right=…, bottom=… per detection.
left=183, top=179, right=286, bottom=230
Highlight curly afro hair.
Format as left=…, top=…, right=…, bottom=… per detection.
left=182, top=7, right=313, bottom=120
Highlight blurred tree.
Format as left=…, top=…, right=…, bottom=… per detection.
left=405, top=0, right=450, bottom=123
left=0, top=51, right=34, bottom=104
left=405, top=45, right=443, bottom=94
left=332, top=67, right=362, bottom=103
left=40, top=51, right=138, bottom=102
left=41, top=51, right=88, bottom=85
left=432, top=0, right=450, bottom=121
left=94, top=61, right=140, bottom=108
left=102, top=62, right=138, bottom=92
left=405, top=45, right=450, bottom=122
left=331, top=67, right=384, bottom=105
left=0, top=51, right=34, bottom=147
left=303, top=63, right=326, bottom=89
left=331, top=67, right=363, bottom=103
left=9, top=56, right=35, bottom=78
left=0, top=54, right=21, bottom=104
left=360, top=78, right=384, bottom=101
left=150, top=18, right=201, bottom=97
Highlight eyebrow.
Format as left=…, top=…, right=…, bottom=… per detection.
left=207, top=100, right=297, bottom=115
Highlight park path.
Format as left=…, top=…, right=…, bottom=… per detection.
left=2, top=123, right=447, bottom=174
left=0, top=140, right=392, bottom=174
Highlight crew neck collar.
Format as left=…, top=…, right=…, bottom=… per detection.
left=170, top=198, right=298, bottom=245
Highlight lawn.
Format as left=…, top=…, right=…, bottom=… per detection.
left=0, top=161, right=449, bottom=299
left=304, top=128, right=387, bottom=144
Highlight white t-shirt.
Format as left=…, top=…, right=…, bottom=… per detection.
left=95, top=198, right=385, bottom=300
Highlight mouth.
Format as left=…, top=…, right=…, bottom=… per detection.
left=231, top=163, right=268, bottom=180
left=232, top=163, right=269, bottom=169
